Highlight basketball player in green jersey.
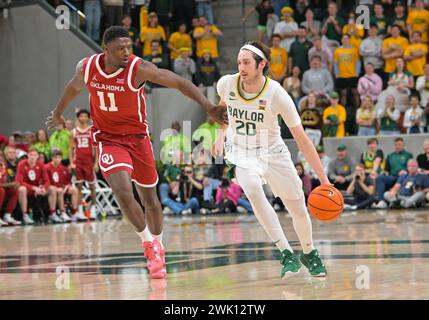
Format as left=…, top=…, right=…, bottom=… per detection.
left=214, top=41, right=330, bottom=277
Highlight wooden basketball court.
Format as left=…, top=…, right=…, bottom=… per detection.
left=0, top=209, right=428, bottom=299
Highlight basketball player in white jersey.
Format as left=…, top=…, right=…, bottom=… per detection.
left=214, top=41, right=330, bottom=277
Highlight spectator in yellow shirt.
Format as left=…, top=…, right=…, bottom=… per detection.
left=342, top=12, right=365, bottom=51
left=168, top=22, right=193, bottom=61
left=334, top=34, right=361, bottom=110
left=406, top=0, right=429, bottom=42
left=269, top=34, right=288, bottom=82
left=140, top=12, right=167, bottom=57
left=193, top=16, right=223, bottom=61
left=404, top=31, right=428, bottom=77
left=382, top=24, right=409, bottom=74
left=323, top=91, right=347, bottom=137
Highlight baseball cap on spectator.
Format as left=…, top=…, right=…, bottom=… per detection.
left=16, top=150, right=27, bottom=160
left=337, top=144, right=347, bottom=151
left=316, top=145, right=324, bottom=153
left=13, top=131, right=22, bottom=137
left=330, top=91, right=339, bottom=99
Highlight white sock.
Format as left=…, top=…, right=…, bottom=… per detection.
left=136, top=226, right=154, bottom=243
left=282, top=197, right=315, bottom=254
left=235, top=167, right=293, bottom=253
left=152, top=232, right=163, bottom=247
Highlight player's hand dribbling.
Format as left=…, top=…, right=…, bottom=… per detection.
left=46, top=111, right=66, bottom=130
left=207, top=105, right=228, bottom=125
left=320, top=177, right=332, bottom=186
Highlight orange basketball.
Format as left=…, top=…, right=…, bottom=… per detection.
left=307, top=185, right=344, bottom=221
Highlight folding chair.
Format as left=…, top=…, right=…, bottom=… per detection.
left=79, top=180, right=120, bottom=216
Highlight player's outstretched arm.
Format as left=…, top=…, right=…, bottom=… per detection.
left=68, top=131, right=75, bottom=168
left=135, top=60, right=228, bottom=125
left=273, top=85, right=330, bottom=186
left=212, top=126, right=227, bottom=158
left=290, top=124, right=331, bottom=186
left=211, top=100, right=228, bottom=158
left=46, top=59, right=85, bottom=130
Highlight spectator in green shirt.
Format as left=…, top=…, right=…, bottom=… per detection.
left=49, top=123, right=71, bottom=167
left=388, top=1, right=408, bottom=37
left=33, top=129, right=51, bottom=162
left=370, top=3, right=390, bottom=38
left=374, top=137, right=413, bottom=208
left=360, top=137, right=384, bottom=180
left=192, top=115, right=221, bottom=152
left=163, top=163, right=182, bottom=184
left=288, top=27, right=313, bottom=74
left=143, top=40, right=170, bottom=89
left=161, top=121, right=192, bottom=165
left=321, top=2, right=345, bottom=43
left=158, top=152, right=183, bottom=214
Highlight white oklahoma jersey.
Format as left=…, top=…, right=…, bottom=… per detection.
left=217, top=73, right=303, bottom=198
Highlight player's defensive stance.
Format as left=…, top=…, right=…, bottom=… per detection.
left=47, top=26, right=227, bottom=279
left=214, top=41, right=330, bottom=277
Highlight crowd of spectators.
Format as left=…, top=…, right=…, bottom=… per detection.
left=158, top=120, right=429, bottom=213
left=3, top=119, right=429, bottom=226
left=241, top=0, right=428, bottom=138
left=0, top=112, right=258, bottom=226
left=0, top=121, right=96, bottom=226
left=47, top=0, right=221, bottom=103
left=45, top=1, right=429, bottom=138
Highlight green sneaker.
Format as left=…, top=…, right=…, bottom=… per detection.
left=299, top=249, right=327, bottom=277
left=280, top=250, right=302, bottom=278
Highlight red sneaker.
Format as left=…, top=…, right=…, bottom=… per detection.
left=143, top=239, right=166, bottom=279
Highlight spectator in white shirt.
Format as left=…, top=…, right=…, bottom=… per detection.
left=403, top=94, right=425, bottom=134
left=302, top=55, right=334, bottom=96
left=359, top=24, right=384, bottom=77
left=416, top=63, right=429, bottom=108
left=273, top=6, right=298, bottom=52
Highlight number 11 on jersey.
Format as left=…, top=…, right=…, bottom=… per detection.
left=97, top=91, right=118, bottom=112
